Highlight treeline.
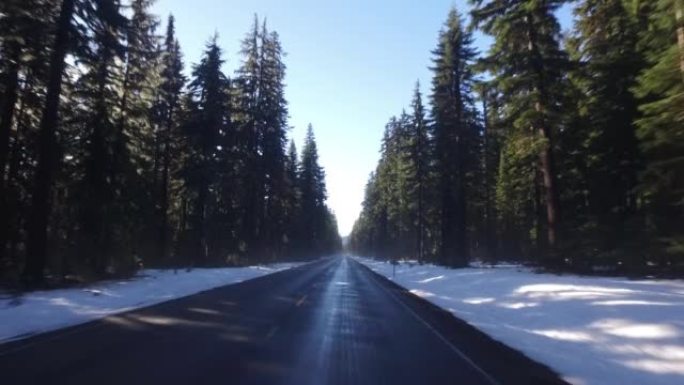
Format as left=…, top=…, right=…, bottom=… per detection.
left=0, top=0, right=341, bottom=285
left=350, top=0, right=684, bottom=273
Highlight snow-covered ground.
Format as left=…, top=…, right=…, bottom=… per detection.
left=357, top=257, right=684, bottom=385
left=0, top=263, right=301, bottom=344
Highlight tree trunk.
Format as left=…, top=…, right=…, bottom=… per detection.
left=5, top=72, right=33, bottom=267
left=526, top=14, right=561, bottom=251
left=481, top=89, right=496, bottom=261
left=158, top=96, right=177, bottom=264
left=417, top=174, right=424, bottom=263
left=451, top=69, right=469, bottom=267
left=676, top=0, right=684, bottom=80
left=196, top=180, right=209, bottom=265
left=0, top=47, right=20, bottom=186
left=158, top=140, right=170, bottom=263
left=537, top=110, right=561, bottom=249
left=415, top=116, right=425, bottom=263
left=24, top=0, right=75, bottom=284
left=0, top=46, right=20, bottom=264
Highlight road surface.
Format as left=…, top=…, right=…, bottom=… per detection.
left=0, top=257, right=568, bottom=385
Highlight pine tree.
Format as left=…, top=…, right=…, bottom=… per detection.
left=180, top=35, right=229, bottom=265
left=283, top=140, right=300, bottom=258
left=634, top=0, right=684, bottom=256
left=430, top=8, right=478, bottom=267
left=474, top=82, right=501, bottom=260
left=568, top=0, right=644, bottom=262
left=298, top=125, right=328, bottom=258
left=408, top=82, right=429, bottom=262
left=74, top=0, right=128, bottom=275
left=260, top=27, right=289, bottom=260
left=0, top=0, right=55, bottom=270
left=153, top=14, right=185, bottom=264
left=471, top=0, right=568, bottom=259
left=233, top=16, right=264, bottom=257
left=115, top=0, right=161, bottom=265
left=23, top=0, right=77, bottom=283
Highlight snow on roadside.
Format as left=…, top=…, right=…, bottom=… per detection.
left=0, top=263, right=301, bottom=344
left=356, top=257, right=684, bottom=385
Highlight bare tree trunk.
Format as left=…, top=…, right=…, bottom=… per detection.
left=536, top=103, right=561, bottom=248
left=416, top=113, right=425, bottom=263
left=417, top=178, right=424, bottom=263
left=481, top=86, right=495, bottom=260
left=24, top=0, right=75, bottom=284
left=0, top=48, right=19, bottom=186
left=158, top=140, right=170, bottom=262
left=526, top=15, right=561, bottom=251
left=158, top=97, right=177, bottom=264
left=0, top=47, right=20, bottom=265
left=676, top=0, right=684, bottom=80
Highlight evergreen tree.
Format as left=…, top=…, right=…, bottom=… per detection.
left=233, top=16, right=264, bottom=257
left=283, top=140, right=300, bottom=258
left=153, top=14, right=185, bottom=264
left=430, top=8, right=478, bottom=267
left=0, top=3, right=340, bottom=284
left=260, top=27, right=289, bottom=260
left=180, top=35, right=229, bottom=265
left=74, top=0, right=128, bottom=275
left=298, top=125, right=334, bottom=257
left=567, top=0, right=644, bottom=263
left=24, top=0, right=77, bottom=283
left=408, top=82, right=429, bottom=262
left=471, top=0, right=568, bottom=259
left=634, top=0, right=684, bottom=256
left=0, top=0, right=56, bottom=271
left=474, top=82, right=501, bottom=260
left=116, top=0, right=160, bottom=264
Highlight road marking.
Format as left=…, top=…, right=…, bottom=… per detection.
left=296, top=294, right=308, bottom=307
left=359, top=261, right=502, bottom=385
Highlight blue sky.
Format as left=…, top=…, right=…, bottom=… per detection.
left=152, top=0, right=573, bottom=236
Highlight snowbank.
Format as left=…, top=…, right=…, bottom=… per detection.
left=357, top=257, right=684, bottom=385
left=0, top=263, right=301, bottom=343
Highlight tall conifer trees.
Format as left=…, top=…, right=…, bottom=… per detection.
left=634, top=0, right=684, bottom=256
left=0, top=5, right=339, bottom=284
left=430, top=9, right=478, bottom=266
left=352, top=2, right=684, bottom=272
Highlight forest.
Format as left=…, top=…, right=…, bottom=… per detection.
left=0, top=0, right=341, bottom=286
left=350, top=0, right=684, bottom=274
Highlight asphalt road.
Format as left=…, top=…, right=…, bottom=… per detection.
left=0, top=256, right=569, bottom=385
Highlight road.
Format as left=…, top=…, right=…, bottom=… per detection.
left=0, top=257, right=568, bottom=385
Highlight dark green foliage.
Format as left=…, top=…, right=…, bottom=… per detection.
left=633, top=0, right=684, bottom=258
left=353, top=2, right=683, bottom=272
left=0, top=4, right=339, bottom=284
left=563, top=0, right=645, bottom=266
left=351, top=8, right=483, bottom=267
left=0, top=0, right=57, bottom=276
left=179, top=35, right=229, bottom=265
left=152, top=14, right=185, bottom=265
left=471, top=0, right=568, bottom=259
left=430, top=9, right=480, bottom=266
left=296, top=125, right=340, bottom=258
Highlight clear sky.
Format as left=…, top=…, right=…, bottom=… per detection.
left=151, top=0, right=573, bottom=236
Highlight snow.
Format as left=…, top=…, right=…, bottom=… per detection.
left=356, top=257, right=684, bottom=385
left=0, top=263, right=301, bottom=344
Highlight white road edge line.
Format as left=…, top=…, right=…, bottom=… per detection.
left=360, top=261, right=502, bottom=385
